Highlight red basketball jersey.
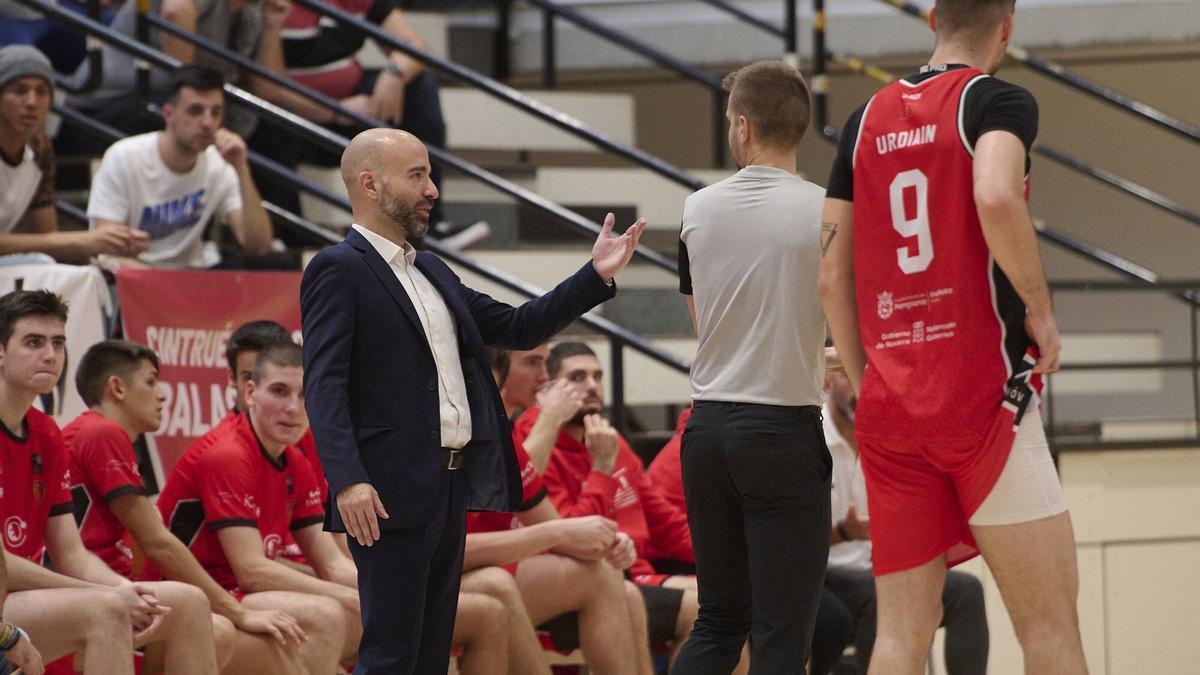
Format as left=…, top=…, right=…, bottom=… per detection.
left=852, top=67, right=1036, bottom=447
left=0, top=410, right=74, bottom=562
left=156, top=412, right=324, bottom=590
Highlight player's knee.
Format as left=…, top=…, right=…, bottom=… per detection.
left=212, top=614, right=237, bottom=659
left=469, top=566, right=522, bottom=605
left=159, top=581, right=213, bottom=619
left=86, top=588, right=133, bottom=634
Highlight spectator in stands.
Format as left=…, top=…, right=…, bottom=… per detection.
left=515, top=340, right=723, bottom=669
left=86, top=66, right=274, bottom=270
left=0, top=556, right=44, bottom=675
left=821, top=371, right=989, bottom=674
left=0, top=45, right=148, bottom=263
left=0, top=0, right=110, bottom=74
left=0, top=289, right=222, bottom=674
left=63, top=339, right=342, bottom=675
left=251, top=1, right=489, bottom=249
left=488, top=344, right=583, bottom=471
left=64, top=0, right=294, bottom=141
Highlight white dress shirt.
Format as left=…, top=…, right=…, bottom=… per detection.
left=825, top=405, right=873, bottom=571
left=353, top=224, right=472, bottom=448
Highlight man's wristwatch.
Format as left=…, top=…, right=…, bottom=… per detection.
left=385, top=61, right=405, bottom=79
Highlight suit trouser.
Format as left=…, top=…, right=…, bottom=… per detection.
left=349, top=468, right=468, bottom=675
left=672, top=401, right=832, bottom=674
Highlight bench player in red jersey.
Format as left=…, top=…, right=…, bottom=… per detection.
left=818, top=1, right=1085, bottom=672
left=0, top=290, right=219, bottom=674
left=62, top=339, right=338, bottom=674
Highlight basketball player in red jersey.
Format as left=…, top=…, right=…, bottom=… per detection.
left=819, top=1, right=1086, bottom=673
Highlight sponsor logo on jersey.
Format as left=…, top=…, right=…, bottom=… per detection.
left=263, top=533, right=283, bottom=559
left=4, top=516, right=27, bottom=548
left=876, top=292, right=894, bottom=319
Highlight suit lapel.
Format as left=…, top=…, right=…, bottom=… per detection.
left=346, top=229, right=426, bottom=342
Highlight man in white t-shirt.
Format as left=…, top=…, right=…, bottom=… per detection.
left=823, top=371, right=990, bottom=674
left=0, top=45, right=148, bottom=262
left=87, top=65, right=272, bottom=269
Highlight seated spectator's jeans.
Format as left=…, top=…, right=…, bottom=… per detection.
left=0, top=655, right=11, bottom=675
left=0, top=0, right=114, bottom=72
left=250, top=70, right=447, bottom=231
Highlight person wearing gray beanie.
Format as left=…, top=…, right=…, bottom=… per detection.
left=0, top=44, right=148, bottom=262
left=0, top=44, right=55, bottom=94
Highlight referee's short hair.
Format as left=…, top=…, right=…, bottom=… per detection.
left=76, top=340, right=159, bottom=408
left=722, top=60, right=811, bottom=149
left=547, top=342, right=596, bottom=379
left=934, top=0, right=1015, bottom=39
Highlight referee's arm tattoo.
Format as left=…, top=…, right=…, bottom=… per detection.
left=821, top=222, right=839, bottom=256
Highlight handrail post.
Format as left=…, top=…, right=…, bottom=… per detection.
left=784, top=0, right=798, bottom=65
left=135, top=0, right=153, bottom=120
left=542, top=7, right=556, bottom=89
left=1192, top=302, right=1199, bottom=441
left=811, top=0, right=828, bottom=132
left=494, top=0, right=512, bottom=81
left=712, top=90, right=726, bottom=167
left=610, top=337, right=627, bottom=435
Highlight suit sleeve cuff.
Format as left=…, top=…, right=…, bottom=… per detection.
left=580, top=262, right=618, bottom=300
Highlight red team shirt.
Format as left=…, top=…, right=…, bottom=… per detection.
left=514, top=408, right=694, bottom=584
left=835, top=65, right=1041, bottom=572
left=465, top=439, right=549, bottom=575
left=645, top=407, right=692, bottom=513
left=0, top=410, right=74, bottom=562
left=155, top=412, right=324, bottom=591
left=62, top=411, right=146, bottom=577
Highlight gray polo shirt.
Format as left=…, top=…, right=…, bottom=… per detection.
left=680, top=165, right=826, bottom=407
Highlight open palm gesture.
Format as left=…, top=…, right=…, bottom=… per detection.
left=591, top=212, right=647, bottom=282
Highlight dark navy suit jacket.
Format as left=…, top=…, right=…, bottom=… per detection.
left=300, top=227, right=615, bottom=531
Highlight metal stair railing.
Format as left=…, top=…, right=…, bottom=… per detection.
left=290, top=0, right=705, bottom=192
left=869, top=0, right=1200, bottom=144
left=28, top=2, right=691, bottom=431
left=514, top=0, right=729, bottom=166
left=17, top=0, right=682, bottom=276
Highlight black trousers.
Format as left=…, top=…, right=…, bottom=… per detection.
left=823, top=567, right=988, bottom=675
left=672, top=401, right=832, bottom=674
left=349, top=469, right=468, bottom=674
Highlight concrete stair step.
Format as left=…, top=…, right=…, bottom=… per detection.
left=441, top=88, right=635, bottom=152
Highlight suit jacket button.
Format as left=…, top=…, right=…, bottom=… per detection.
left=430, top=429, right=439, bottom=440
left=427, top=382, right=436, bottom=392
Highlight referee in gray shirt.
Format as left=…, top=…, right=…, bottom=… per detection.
left=673, top=61, right=832, bottom=674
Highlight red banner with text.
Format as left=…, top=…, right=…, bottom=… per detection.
left=116, top=269, right=301, bottom=486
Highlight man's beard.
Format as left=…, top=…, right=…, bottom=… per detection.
left=380, top=188, right=431, bottom=239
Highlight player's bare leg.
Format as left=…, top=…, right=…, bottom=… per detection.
left=5, top=587, right=134, bottom=673
left=623, top=581, right=655, bottom=675
left=240, top=591, right=347, bottom=674
left=131, top=581, right=219, bottom=674
left=869, top=555, right=947, bottom=675
left=663, top=575, right=749, bottom=673
left=452, top=591, right=508, bottom=675
left=461, top=566, right=549, bottom=674
left=515, top=555, right=642, bottom=675
left=972, top=511, right=1087, bottom=674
